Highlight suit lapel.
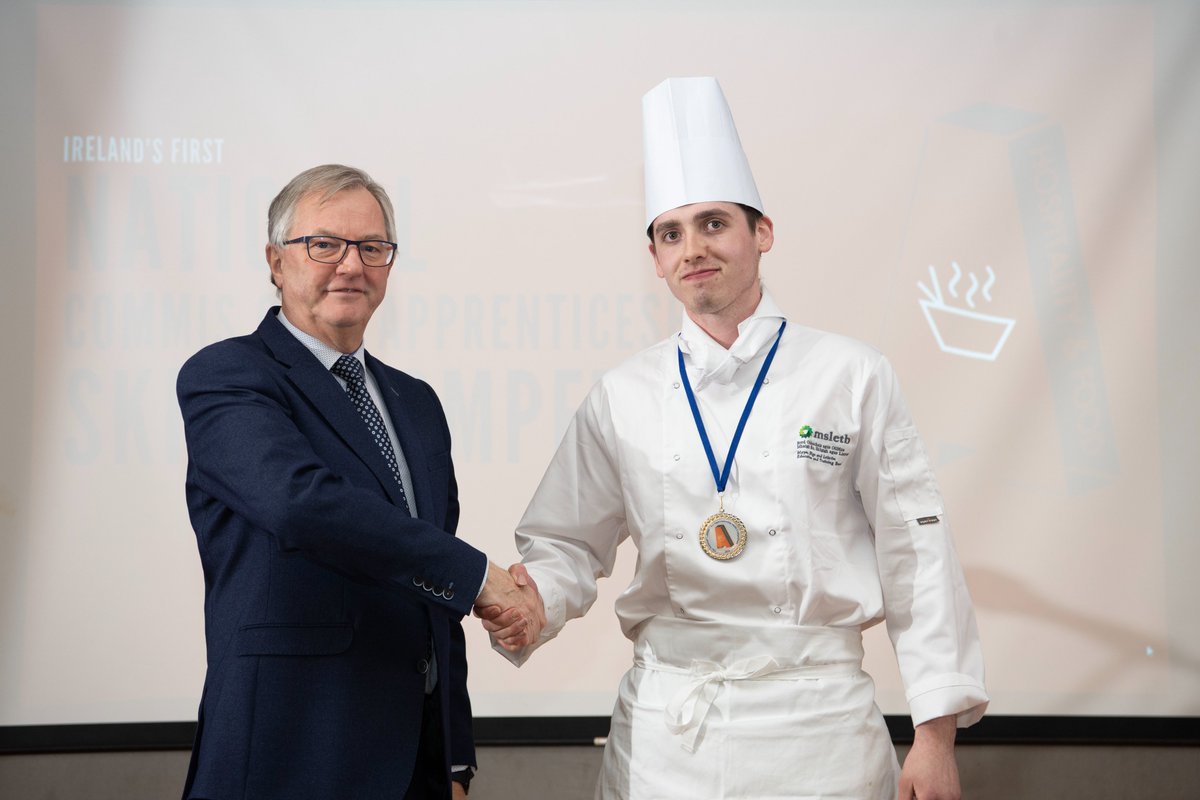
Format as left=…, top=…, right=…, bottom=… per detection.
left=366, top=352, right=436, bottom=525
left=255, top=310, right=411, bottom=509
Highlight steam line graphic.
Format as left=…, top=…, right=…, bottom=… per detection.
left=917, top=262, right=1016, bottom=362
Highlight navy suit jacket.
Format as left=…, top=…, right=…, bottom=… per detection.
left=177, top=308, right=487, bottom=800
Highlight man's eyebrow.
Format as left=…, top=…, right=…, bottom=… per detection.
left=652, top=218, right=680, bottom=238
left=311, top=227, right=387, bottom=239
left=691, top=207, right=735, bottom=223
left=652, top=206, right=734, bottom=238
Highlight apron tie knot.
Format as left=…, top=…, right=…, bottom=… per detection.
left=663, top=655, right=780, bottom=752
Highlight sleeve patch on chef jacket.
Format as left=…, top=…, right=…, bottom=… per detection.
left=917, top=515, right=941, bottom=525
left=882, top=426, right=945, bottom=521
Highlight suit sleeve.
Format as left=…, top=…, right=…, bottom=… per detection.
left=177, top=341, right=487, bottom=618
left=854, top=354, right=989, bottom=728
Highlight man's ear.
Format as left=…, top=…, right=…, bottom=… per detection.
left=649, top=243, right=666, bottom=279
left=756, top=215, right=775, bottom=254
left=266, top=243, right=283, bottom=289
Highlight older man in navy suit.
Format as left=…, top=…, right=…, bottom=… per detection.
left=177, top=164, right=541, bottom=800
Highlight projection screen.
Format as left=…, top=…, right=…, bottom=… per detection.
left=1, top=0, right=1197, bottom=736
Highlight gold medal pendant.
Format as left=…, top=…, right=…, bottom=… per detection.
left=700, top=496, right=747, bottom=560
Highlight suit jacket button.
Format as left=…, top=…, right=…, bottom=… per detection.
left=444, top=589, right=455, bottom=600
left=418, top=658, right=430, bottom=674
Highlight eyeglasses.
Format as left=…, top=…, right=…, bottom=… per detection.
left=283, top=235, right=398, bottom=267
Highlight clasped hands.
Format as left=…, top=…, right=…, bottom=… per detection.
left=474, top=562, right=546, bottom=651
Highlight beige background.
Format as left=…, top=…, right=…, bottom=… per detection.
left=1, top=0, right=1197, bottom=730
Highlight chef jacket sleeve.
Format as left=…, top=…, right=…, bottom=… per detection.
left=854, top=354, right=989, bottom=728
left=493, top=382, right=628, bottom=666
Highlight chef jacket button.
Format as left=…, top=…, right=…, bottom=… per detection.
left=762, top=450, right=769, bottom=457
left=675, top=533, right=684, bottom=540
left=769, top=529, right=777, bottom=536
left=773, top=607, right=782, bottom=614
left=764, top=377, right=770, bottom=384
left=673, top=454, right=680, bottom=461
left=673, top=381, right=680, bottom=389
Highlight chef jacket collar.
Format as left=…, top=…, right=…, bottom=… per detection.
left=678, top=286, right=787, bottom=387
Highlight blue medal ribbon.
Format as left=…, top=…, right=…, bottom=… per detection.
left=677, top=320, right=786, bottom=495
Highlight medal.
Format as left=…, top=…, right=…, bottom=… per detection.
left=699, top=496, right=748, bottom=560
left=678, top=320, right=786, bottom=561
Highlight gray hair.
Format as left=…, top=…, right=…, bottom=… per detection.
left=267, top=164, right=396, bottom=247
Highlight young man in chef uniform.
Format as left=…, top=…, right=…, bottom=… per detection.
left=486, top=77, right=988, bottom=800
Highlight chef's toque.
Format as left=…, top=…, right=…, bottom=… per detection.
left=642, top=77, right=763, bottom=230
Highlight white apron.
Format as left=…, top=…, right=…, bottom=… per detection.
left=598, top=618, right=900, bottom=800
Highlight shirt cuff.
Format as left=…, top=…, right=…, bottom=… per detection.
left=474, top=568, right=488, bottom=602
left=489, top=565, right=564, bottom=667
left=906, top=674, right=990, bottom=728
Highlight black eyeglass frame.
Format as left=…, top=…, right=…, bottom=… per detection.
left=282, top=235, right=399, bottom=267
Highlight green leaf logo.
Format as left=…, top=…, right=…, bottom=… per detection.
left=799, top=425, right=813, bottom=438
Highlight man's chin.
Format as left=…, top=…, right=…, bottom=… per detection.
left=317, top=306, right=375, bottom=330
left=686, top=295, right=724, bottom=316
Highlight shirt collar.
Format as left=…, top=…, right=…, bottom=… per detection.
left=275, top=308, right=366, bottom=371
left=677, top=286, right=786, bottom=384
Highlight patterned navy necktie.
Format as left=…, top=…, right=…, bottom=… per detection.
left=330, top=354, right=411, bottom=515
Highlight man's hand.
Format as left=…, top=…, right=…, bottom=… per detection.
left=474, top=562, right=546, bottom=651
left=898, top=714, right=960, bottom=800
left=451, top=780, right=468, bottom=799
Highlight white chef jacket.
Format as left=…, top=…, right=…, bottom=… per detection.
left=506, top=287, right=987, bottom=731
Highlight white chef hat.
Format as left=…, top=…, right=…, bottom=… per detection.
left=642, top=76, right=763, bottom=230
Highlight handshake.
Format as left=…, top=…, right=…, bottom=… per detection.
left=474, top=562, right=547, bottom=652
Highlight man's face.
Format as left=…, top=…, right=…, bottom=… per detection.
left=267, top=186, right=391, bottom=351
left=648, top=201, right=774, bottom=322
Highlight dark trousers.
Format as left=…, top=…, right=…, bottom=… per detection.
left=402, top=691, right=449, bottom=799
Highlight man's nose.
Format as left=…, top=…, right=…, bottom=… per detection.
left=682, top=232, right=706, bottom=261
left=337, top=244, right=367, bottom=272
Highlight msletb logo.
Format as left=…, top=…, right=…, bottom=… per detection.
left=796, top=424, right=852, bottom=467
left=797, top=425, right=851, bottom=444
